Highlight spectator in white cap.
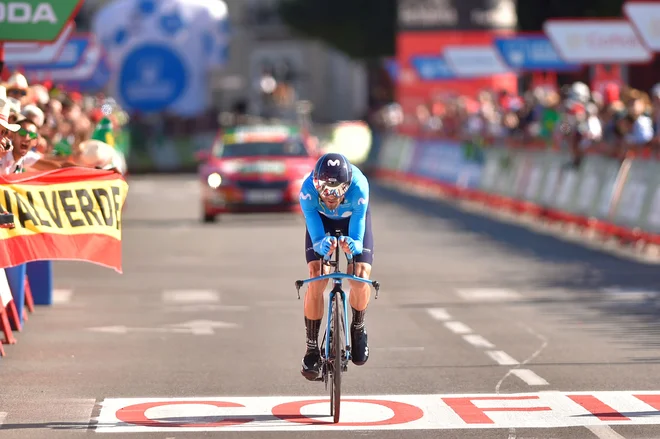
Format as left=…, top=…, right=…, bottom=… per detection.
left=0, top=85, right=19, bottom=122
left=0, top=98, right=20, bottom=156
left=29, top=84, right=50, bottom=107
left=21, top=104, right=44, bottom=129
left=0, top=111, right=61, bottom=173
left=20, top=104, right=50, bottom=156
left=0, top=99, right=23, bottom=171
left=3, top=72, right=30, bottom=108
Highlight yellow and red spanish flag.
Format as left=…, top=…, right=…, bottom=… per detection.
left=0, top=168, right=129, bottom=273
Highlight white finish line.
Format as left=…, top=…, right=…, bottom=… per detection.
left=95, top=391, right=660, bottom=432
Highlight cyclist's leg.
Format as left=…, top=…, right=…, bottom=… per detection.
left=347, top=208, right=374, bottom=365
left=301, top=223, right=332, bottom=380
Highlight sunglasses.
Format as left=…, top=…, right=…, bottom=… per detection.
left=8, top=89, right=26, bottom=97
left=17, top=128, right=37, bottom=139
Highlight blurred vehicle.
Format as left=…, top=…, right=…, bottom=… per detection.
left=198, top=124, right=318, bottom=222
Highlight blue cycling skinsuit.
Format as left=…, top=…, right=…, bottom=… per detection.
left=300, top=164, right=374, bottom=264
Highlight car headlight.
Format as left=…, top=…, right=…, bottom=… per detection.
left=207, top=172, right=223, bottom=189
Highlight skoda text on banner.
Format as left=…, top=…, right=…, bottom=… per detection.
left=0, top=0, right=85, bottom=42
left=543, top=19, right=652, bottom=64
left=0, top=168, right=128, bottom=273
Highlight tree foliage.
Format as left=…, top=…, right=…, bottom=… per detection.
left=278, top=0, right=626, bottom=59
left=278, top=0, right=396, bottom=60
left=517, top=0, right=626, bottom=31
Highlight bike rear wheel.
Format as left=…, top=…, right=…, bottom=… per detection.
left=331, top=294, right=342, bottom=423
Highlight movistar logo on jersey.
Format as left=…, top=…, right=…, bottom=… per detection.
left=327, top=159, right=340, bottom=166
left=358, top=197, right=367, bottom=205
left=299, top=192, right=312, bottom=200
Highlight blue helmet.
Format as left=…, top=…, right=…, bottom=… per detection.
left=313, top=153, right=352, bottom=198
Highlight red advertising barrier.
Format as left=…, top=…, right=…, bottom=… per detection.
left=396, top=31, right=518, bottom=137
left=374, top=166, right=659, bottom=249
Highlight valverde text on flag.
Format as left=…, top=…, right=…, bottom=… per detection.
left=0, top=168, right=129, bottom=273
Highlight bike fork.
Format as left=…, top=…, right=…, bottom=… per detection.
left=324, top=290, right=335, bottom=361
left=340, top=290, right=351, bottom=363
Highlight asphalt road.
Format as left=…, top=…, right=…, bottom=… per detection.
left=2, top=174, right=660, bottom=438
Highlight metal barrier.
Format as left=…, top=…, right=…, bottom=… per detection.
left=373, top=133, right=660, bottom=247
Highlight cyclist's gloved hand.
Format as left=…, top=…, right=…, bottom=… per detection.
left=339, top=236, right=362, bottom=256
left=313, top=236, right=337, bottom=256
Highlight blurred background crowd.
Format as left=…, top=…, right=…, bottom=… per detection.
left=373, top=79, right=660, bottom=165
left=0, top=71, right=128, bottom=175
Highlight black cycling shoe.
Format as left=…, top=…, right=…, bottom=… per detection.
left=301, top=347, right=322, bottom=381
left=350, top=324, right=369, bottom=365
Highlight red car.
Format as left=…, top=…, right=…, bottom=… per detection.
left=198, top=125, right=318, bottom=222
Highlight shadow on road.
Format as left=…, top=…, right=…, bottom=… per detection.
left=122, top=212, right=303, bottom=229
left=374, top=183, right=660, bottom=360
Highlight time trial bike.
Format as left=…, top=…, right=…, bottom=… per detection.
left=295, top=230, right=380, bottom=423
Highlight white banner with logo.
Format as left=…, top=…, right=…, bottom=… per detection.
left=544, top=19, right=652, bottom=63
left=624, top=2, right=660, bottom=52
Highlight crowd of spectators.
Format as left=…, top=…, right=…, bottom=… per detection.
left=0, top=70, right=127, bottom=175
left=373, top=80, right=660, bottom=166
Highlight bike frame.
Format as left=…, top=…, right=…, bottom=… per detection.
left=294, top=233, right=381, bottom=422
left=294, top=240, right=380, bottom=366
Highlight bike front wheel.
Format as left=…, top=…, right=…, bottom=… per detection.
left=332, top=294, right=342, bottom=423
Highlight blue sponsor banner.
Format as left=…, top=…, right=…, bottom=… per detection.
left=59, top=56, right=112, bottom=93
left=118, top=44, right=188, bottom=113
left=23, top=35, right=91, bottom=71
left=410, top=140, right=483, bottom=188
left=494, top=35, right=580, bottom=72
left=384, top=58, right=399, bottom=81
left=410, top=56, right=455, bottom=80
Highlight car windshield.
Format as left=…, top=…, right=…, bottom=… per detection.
left=213, top=139, right=309, bottom=158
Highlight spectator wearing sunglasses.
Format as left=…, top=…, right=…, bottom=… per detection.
left=3, top=73, right=30, bottom=108
left=1, top=114, right=41, bottom=174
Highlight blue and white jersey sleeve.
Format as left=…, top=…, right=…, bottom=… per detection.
left=299, top=176, right=326, bottom=252
left=347, top=166, right=370, bottom=247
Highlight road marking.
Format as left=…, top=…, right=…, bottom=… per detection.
left=495, top=323, right=550, bottom=393
left=456, top=288, right=522, bottom=302
left=463, top=334, right=495, bottom=348
left=127, top=181, right=156, bottom=194
left=601, top=287, right=660, bottom=302
left=88, top=320, right=237, bottom=335
left=96, top=391, right=660, bottom=432
left=0, top=412, right=6, bottom=427
left=510, top=369, right=549, bottom=386
left=164, top=305, right=249, bottom=313
left=53, top=289, right=73, bottom=304
left=585, top=425, right=627, bottom=439
left=183, top=180, right=199, bottom=191
left=487, top=350, right=519, bottom=365
left=373, top=346, right=425, bottom=352
left=426, top=308, right=451, bottom=320
left=444, top=321, right=471, bottom=334
left=162, top=290, right=219, bottom=304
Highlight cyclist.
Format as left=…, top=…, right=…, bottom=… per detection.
left=298, top=152, right=374, bottom=381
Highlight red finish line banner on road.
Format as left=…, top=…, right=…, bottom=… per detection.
left=96, top=391, right=660, bottom=432
left=0, top=168, right=128, bottom=273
